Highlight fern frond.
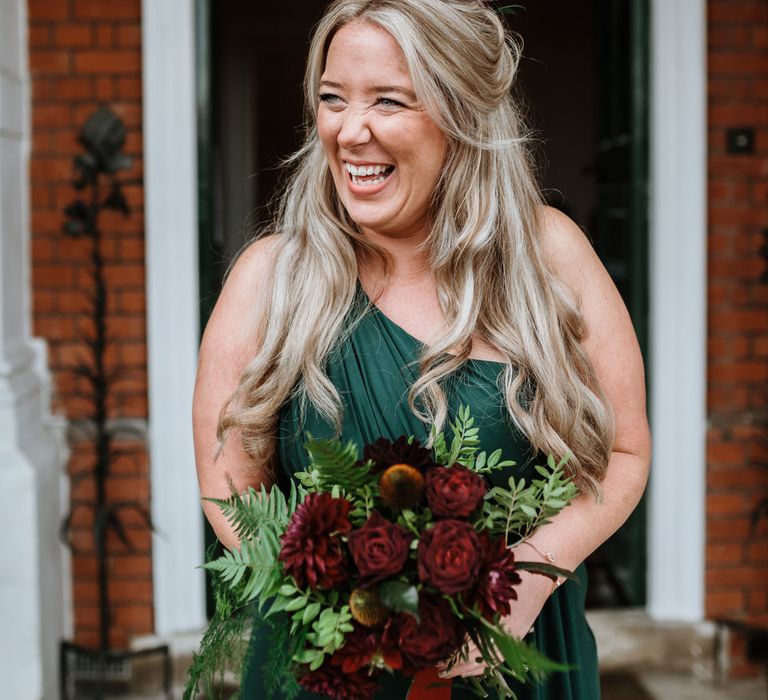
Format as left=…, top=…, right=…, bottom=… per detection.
left=305, top=438, right=377, bottom=493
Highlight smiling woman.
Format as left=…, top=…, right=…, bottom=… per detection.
left=192, top=1, right=650, bottom=699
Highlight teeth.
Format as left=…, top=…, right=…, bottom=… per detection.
left=351, top=174, right=387, bottom=186
left=345, top=162, right=392, bottom=176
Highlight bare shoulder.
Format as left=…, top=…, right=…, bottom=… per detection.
left=201, top=234, right=282, bottom=363
left=537, top=205, right=604, bottom=302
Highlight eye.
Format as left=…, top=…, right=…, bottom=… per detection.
left=319, top=93, right=343, bottom=106
left=377, top=97, right=405, bottom=108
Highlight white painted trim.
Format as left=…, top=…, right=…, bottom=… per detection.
left=0, top=0, right=69, bottom=695
left=647, top=0, right=707, bottom=621
left=142, top=0, right=206, bottom=635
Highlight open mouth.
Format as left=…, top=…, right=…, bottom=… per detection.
left=345, top=162, right=396, bottom=187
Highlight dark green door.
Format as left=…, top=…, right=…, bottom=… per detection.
left=585, top=0, right=649, bottom=608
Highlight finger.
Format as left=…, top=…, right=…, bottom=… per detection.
left=438, top=662, right=486, bottom=679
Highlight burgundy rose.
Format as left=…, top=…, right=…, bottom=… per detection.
left=299, top=661, right=379, bottom=700
left=425, top=464, right=487, bottom=519
left=331, top=621, right=403, bottom=673
left=348, top=511, right=413, bottom=585
left=418, top=519, right=482, bottom=595
left=394, top=593, right=465, bottom=669
left=472, top=533, right=522, bottom=620
left=278, top=492, right=351, bottom=590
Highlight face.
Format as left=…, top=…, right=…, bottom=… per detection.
left=317, top=21, right=448, bottom=241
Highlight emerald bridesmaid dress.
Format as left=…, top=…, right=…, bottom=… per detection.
left=241, top=289, right=600, bottom=699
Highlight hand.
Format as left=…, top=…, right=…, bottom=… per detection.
left=436, top=571, right=553, bottom=679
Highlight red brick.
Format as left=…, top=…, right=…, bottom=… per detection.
left=710, top=310, right=768, bottom=331
left=112, top=604, right=153, bottom=631
left=706, top=590, right=746, bottom=616
left=708, top=492, right=748, bottom=516
left=54, top=24, right=93, bottom=47
left=110, top=555, right=152, bottom=578
left=74, top=51, right=141, bottom=74
left=29, top=24, right=52, bottom=46
left=710, top=104, right=768, bottom=126
left=707, top=542, right=745, bottom=566
left=708, top=467, right=768, bottom=488
left=709, top=2, right=768, bottom=25
left=708, top=441, right=747, bottom=465
left=96, top=24, right=114, bottom=47
left=116, top=76, right=142, bottom=99
left=709, top=51, right=768, bottom=76
left=109, top=580, right=153, bottom=604
left=29, top=0, right=70, bottom=20
left=753, top=25, right=768, bottom=48
left=707, top=565, right=768, bottom=587
left=709, top=362, right=768, bottom=382
left=74, top=0, right=141, bottom=20
left=32, top=103, right=72, bottom=129
left=116, top=24, right=141, bottom=47
left=31, top=156, right=72, bottom=181
left=30, top=49, right=70, bottom=74
left=54, top=76, right=93, bottom=100
left=94, top=77, right=115, bottom=101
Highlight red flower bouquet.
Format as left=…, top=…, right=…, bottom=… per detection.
left=189, top=407, right=578, bottom=700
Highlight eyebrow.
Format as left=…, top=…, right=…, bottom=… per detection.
left=319, top=80, right=417, bottom=101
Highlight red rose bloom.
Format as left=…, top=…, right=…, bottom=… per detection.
left=395, top=594, right=465, bottom=669
left=473, top=533, right=522, bottom=620
left=418, top=519, right=482, bottom=595
left=425, top=464, right=487, bottom=518
left=299, top=662, right=379, bottom=700
left=278, top=492, right=351, bottom=590
left=348, top=511, right=413, bottom=586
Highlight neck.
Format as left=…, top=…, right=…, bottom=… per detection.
left=358, top=225, right=432, bottom=284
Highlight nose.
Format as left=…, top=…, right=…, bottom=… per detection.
left=337, top=106, right=372, bottom=149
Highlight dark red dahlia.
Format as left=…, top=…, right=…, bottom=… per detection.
left=425, top=463, right=487, bottom=518
left=278, top=492, right=351, bottom=590
left=472, top=533, right=522, bottom=620
left=330, top=621, right=403, bottom=673
left=299, top=662, right=379, bottom=700
left=363, top=435, right=437, bottom=474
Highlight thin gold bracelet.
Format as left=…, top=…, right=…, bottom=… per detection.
left=515, top=541, right=563, bottom=595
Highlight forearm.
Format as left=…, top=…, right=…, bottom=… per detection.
left=520, top=449, right=650, bottom=572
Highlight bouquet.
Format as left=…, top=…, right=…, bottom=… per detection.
left=185, top=407, right=578, bottom=699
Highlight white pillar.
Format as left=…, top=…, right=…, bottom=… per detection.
left=647, top=0, right=708, bottom=621
left=0, top=0, right=70, bottom=696
left=142, top=0, right=206, bottom=634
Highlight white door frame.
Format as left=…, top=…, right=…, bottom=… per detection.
left=647, top=0, right=707, bottom=622
left=142, top=0, right=206, bottom=635
left=141, top=0, right=709, bottom=631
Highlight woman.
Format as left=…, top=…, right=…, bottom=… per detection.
left=193, top=0, right=651, bottom=698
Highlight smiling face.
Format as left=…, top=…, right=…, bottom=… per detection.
left=317, top=21, right=448, bottom=242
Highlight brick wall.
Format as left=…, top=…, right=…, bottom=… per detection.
left=706, top=0, right=768, bottom=677
left=28, top=0, right=150, bottom=649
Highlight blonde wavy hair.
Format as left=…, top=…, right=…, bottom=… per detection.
left=217, top=0, right=615, bottom=496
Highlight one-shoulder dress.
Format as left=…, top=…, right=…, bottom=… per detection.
left=241, top=289, right=600, bottom=699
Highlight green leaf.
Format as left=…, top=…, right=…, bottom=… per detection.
left=377, top=581, right=420, bottom=620
left=514, top=561, right=579, bottom=583
left=303, top=602, right=321, bottom=625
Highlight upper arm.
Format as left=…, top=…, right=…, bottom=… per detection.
left=538, top=206, right=651, bottom=465
left=192, top=235, right=281, bottom=505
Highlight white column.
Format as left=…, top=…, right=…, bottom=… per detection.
left=0, top=0, right=70, bottom=696
left=142, top=0, right=206, bottom=634
left=647, top=0, right=707, bottom=621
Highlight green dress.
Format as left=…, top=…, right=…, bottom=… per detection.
left=242, top=289, right=600, bottom=699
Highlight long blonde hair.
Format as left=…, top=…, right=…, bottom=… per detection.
left=217, top=0, right=614, bottom=496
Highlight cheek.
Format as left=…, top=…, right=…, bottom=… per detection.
left=316, top=112, right=340, bottom=155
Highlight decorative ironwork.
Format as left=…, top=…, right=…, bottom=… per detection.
left=58, top=106, right=170, bottom=699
